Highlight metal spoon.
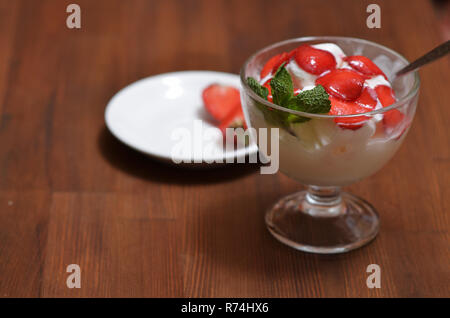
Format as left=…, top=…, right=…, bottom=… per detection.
left=395, top=40, right=450, bottom=77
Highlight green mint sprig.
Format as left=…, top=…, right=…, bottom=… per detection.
left=247, top=77, right=269, bottom=100
left=270, top=63, right=293, bottom=106
left=294, top=84, right=331, bottom=114
left=246, top=65, right=331, bottom=129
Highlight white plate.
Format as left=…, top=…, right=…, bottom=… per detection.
left=105, top=71, right=258, bottom=166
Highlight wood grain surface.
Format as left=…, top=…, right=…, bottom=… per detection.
left=0, top=0, right=448, bottom=297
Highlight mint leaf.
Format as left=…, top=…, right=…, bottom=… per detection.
left=247, top=76, right=294, bottom=132
left=270, top=64, right=293, bottom=106
left=247, top=77, right=268, bottom=100
left=247, top=66, right=331, bottom=137
left=295, top=85, right=331, bottom=114
left=281, top=85, right=331, bottom=123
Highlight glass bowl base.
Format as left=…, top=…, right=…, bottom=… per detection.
left=265, top=191, right=379, bottom=254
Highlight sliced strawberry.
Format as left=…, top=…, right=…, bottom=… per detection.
left=262, top=78, right=272, bottom=90
left=376, top=86, right=404, bottom=133
left=260, top=54, right=280, bottom=79
left=295, top=44, right=336, bottom=75
left=355, top=87, right=377, bottom=110
left=262, top=79, right=273, bottom=102
left=374, top=85, right=406, bottom=136
left=287, top=48, right=298, bottom=60
left=344, top=56, right=387, bottom=79
left=218, top=104, right=246, bottom=135
left=375, top=85, right=396, bottom=107
left=383, top=109, right=404, bottom=131
left=316, top=69, right=365, bottom=101
left=202, top=84, right=241, bottom=121
left=383, top=109, right=408, bottom=140
left=260, top=52, right=290, bottom=78
left=329, top=96, right=370, bottom=130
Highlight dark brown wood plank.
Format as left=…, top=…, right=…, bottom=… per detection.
left=0, top=191, right=51, bottom=297
left=0, top=0, right=20, bottom=120
left=40, top=193, right=183, bottom=297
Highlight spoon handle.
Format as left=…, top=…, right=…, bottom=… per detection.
left=396, top=40, right=450, bottom=76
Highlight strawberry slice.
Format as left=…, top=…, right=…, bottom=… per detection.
left=316, top=69, right=365, bottom=101
left=260, top=52, right=290, bottom=78
left=295, top=44, right=336, bottom=75
left=218, top=104, right=246, bottom=135
left=383, top=109, right=405, bottom=132
left=287, top=48, right=298, bottom=60
left=262, top=78, right=273, bottom=102
left=355, top=87, right=377, bottom=109
left=329, top=96, right=372, bottom=130
left=344, top=56, right=387, bottom=79
left=375, top=85, right=396, bottom=107
left=202, top=84, right=241, bottom=121
left=374, top=85, right=405, bottom=134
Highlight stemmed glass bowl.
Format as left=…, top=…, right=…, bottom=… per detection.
left=240, top=36, right=420, bottom=254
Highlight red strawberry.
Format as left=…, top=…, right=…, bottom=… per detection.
left=218, top=104, right=246, bottom=135
left=345, top=56, right=387, bottom=79
left=287, top=48, right=298, bottom=60
left=202, top=84, right=241, bottom=121
left=262, top=78, right=272, bottom=90
left=383, top=109, right=404, bottom=131
left=295, top=44, right=336, bottom=75
left=260, top=52, right=290, bottom=78
left=375, top=85, right=396, bottom=107
left=355, top=87, right=377, bottom=110
left=262, top=79, right=273, bottom=102
left=329, top=96, right=371, bottom=130
left=374, top=85, right=407, bottom=136
left=316, top=69, right=365, bottom=101
left=375, top=85, right=404, bottom=133
left=260, top=54, right=280, bottom=79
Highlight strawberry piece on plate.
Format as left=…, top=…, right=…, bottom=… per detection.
left=295, top=44, right=336, bottom=75
left=316, top=69, right=365, bottom=101
left=260, top=52, right=290, bottom=78
left=329, top=96, right=371, bottom=130
left=218, top=104, right=246, bottom=135
left=344, top=55, right=387, bottom=79
left=202, top=84, right=241, bottom=121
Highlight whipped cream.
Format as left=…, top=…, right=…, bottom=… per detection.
left=311, top=43, right=346, bottom=68
left=365, top=75, right=391, bottom=89
left=285, top=60, right=317, bottom=87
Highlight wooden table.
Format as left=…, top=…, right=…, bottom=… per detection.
left=0, top=0, right=448, bottom=298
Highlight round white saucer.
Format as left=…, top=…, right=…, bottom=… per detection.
left=105, top=71, right=258, bottom=167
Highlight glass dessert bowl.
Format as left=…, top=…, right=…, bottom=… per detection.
left=240, top=36, right=420, bottom=254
